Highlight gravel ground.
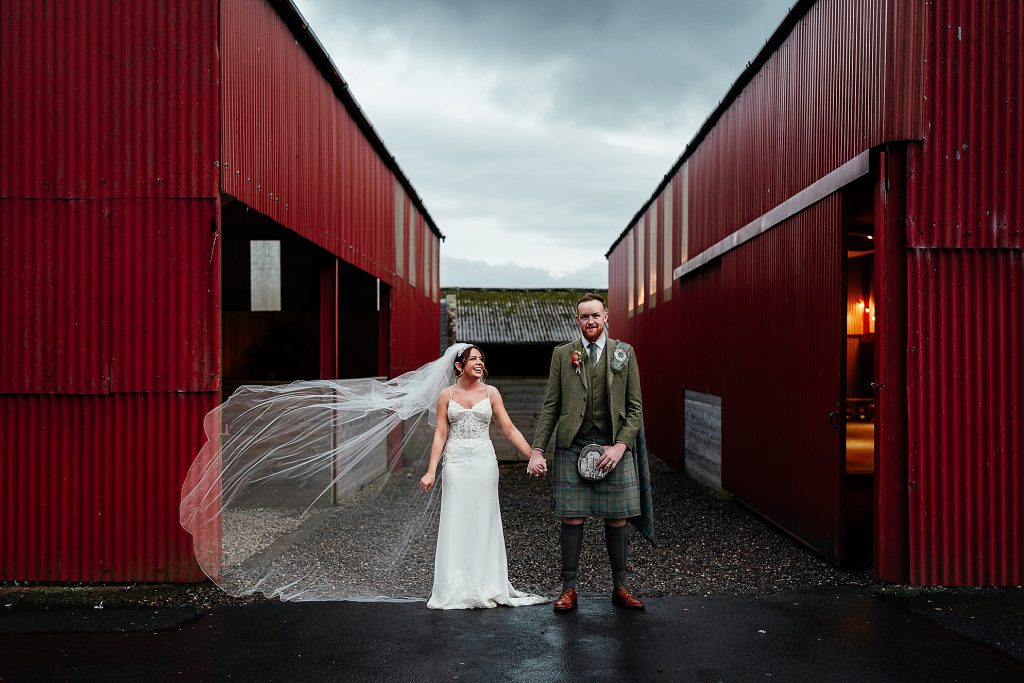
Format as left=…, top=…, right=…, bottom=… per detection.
left=1, top=455, right=872, bottom=609
left=195, top=454, right=871, bottom=601
left=502, top=456, right=872, bottom=597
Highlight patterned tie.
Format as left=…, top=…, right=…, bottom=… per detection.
left=588, top=342, right=599, bottom=366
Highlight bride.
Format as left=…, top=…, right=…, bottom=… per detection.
left=179, top=341, right=548, bottom=603
left=419, top=345, right=548, bottom=609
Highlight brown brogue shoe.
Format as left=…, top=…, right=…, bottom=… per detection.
left=611, top=586, right=645, bottom=610
left=553, top=588, right=578, bottom=611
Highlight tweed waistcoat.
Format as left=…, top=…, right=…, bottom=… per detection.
left=579, top=343, right=611, bottom=437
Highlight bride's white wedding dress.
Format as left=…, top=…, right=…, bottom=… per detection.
left=426, top=389, right=548, bottom=609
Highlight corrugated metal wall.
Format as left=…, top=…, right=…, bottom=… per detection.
left=718, top=199, right=845, bottom=559
left=2, top=0, right=442, bottom=581
left=903, top=0, right=1024, bottom=585
left=0, top=0, right=219, bottom=199
left=906, top=250, right=1023, bottom=585
left=613, top=199, right=846, bottom=560
left=0, top=394, right=216, bottom=581
left=0, top=0, right=220, bottom=581
left=684, top=0, right=918, bottom=257
left=907, top=1, right=1023, bottom=250
left=610, top=0, right=909, bottom=464
left=219, top=0, right=440, bottom=376
left=609, top=0, right=1023, bottom=584
left=0, top=200, right=219, bottom=394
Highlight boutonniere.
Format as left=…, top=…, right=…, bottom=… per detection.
left=571, top=350, right=583, bottom=375
left=611, top=343, right=632, bottom=372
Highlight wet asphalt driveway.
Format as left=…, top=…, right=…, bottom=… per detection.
left=2, top=586, right=1023, bottom=681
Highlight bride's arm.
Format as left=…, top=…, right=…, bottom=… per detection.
left=420, top=391, right=449, bottom=493
left=490, top=388, right=533, bottom=460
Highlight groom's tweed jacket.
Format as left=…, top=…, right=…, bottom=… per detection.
left=532, top=338, right=643, bottom=453
left=533, top=337, right=655, bottom=544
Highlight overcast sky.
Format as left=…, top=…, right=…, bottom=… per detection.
left=294, top=0, right=793, bottom=287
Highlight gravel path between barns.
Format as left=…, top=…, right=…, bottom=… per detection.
left=501, top=456, right=873, bottom=597
left=2, top=456, right=871, bottom=610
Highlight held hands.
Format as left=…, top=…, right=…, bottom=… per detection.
left=597, top=443, right=627, bottom=472
left=526, top=449, right=548, bottom=477
left=419, top=471, right=436, bottom=493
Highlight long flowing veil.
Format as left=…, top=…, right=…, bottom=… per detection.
left=179, top=343, right=470, bottom=601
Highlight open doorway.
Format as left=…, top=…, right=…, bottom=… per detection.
left=337, top=260, right=388, bottom=379
left=221, top=199, right=332, bottom=397
left=843, top=176, right=875, bottom=566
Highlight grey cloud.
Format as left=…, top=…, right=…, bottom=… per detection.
left=442, top=256, right=607, bottom=288
left=303, top=0, right=789, bottom=129
left=296, top=0, right=792, bottom=284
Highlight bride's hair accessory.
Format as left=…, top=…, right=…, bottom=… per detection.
left=453, top=344, right=487, bottom=378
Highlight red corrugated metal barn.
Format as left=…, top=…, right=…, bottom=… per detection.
left=607, top=0, right=1022, bottom=586
left=1, top=0, right=442, bottom=581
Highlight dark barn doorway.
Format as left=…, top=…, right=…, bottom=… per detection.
left=337, top=260, right=388, bottom=380
left=221, top=200, right=331, bottom=396
left=843, top=175, right=876, bottom=567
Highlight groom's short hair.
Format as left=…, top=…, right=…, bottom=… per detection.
left=576, top=292, right=606, bottom=310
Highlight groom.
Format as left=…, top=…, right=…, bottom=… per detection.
left=528, top=292, right=648, bottom=611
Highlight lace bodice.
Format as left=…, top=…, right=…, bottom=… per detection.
left=446, top=397, right=492, bottom=441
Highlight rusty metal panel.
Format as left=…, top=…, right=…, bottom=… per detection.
left=907, top=0, right=1024, bottom=248
left=0, top=393, right=216, bottom=582
left=0, top=0, right=219, bottom=199
left=906, top=249, right=1024, bottom=585
left=219, top=0, right=442, bottom=286
left=0, top=199, right=219, bottom=393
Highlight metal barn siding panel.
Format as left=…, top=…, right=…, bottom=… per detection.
left=907, top=1, right=1024, bottom=249
left=686, top=0, right=890, bottom=256
left=0, top=0, right=219, bottom=200
left=873, top=146, right=911, bottom=583
left=389, top=294, right=442, bottom=377
left=108, top=200, right=220, bottom=392
left=219, top=0, right=442, bottom=285
left=219, top=0, right=440, bottom=379
left=0, top=393, right=216, bottom=581
left=611, top=197, right=846, bottom=560
left=1, top=200, right=111, bottom=394
left=607, top=0, right=929, bottom=264
left=906, top=250, right=1024, bottom=585
left=0, top=199, right=220, bottom=394
left=220, top=0, right=382, bottom=275
left=718, top=198, right=846, bottom=560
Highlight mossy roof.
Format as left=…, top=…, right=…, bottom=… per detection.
left=443, top=288, right=608, bottom=345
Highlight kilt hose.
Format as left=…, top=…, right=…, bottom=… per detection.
left=552, top=427, right=641, bottom=519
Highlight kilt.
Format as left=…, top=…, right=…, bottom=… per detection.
left=552, top=427, right=641, bottom=519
